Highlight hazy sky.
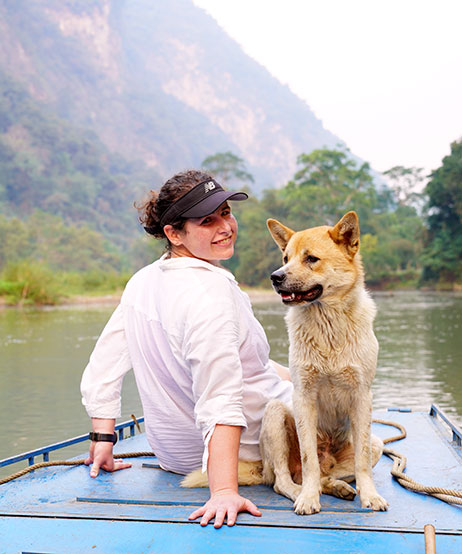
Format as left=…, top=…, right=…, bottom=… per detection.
left=193, top=0, right=462, bottom=178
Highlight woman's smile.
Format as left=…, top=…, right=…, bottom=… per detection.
left=213, top=235, right=233, bottom=246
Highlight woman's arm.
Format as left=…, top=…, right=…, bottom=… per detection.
left=81, top=305, right=132, bottom=420
left=188, top=424, right=261, bottom=528
left=81, top=305, right=133, bottom=477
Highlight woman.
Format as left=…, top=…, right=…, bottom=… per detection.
left=81, top=169, right=293, bottom=528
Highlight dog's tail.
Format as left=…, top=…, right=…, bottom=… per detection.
left=180, top=460, right=264, bottom=488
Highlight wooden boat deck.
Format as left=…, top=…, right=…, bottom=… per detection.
left=0, top=408, right=461, bottom=553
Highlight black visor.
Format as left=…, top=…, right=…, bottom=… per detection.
left=146, top=179, right=248, bottom=233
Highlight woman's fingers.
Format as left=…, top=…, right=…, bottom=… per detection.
left=213, top=509, right=227, bottom=529
left=244, top=498, right=262, bottom=517
left=90, top=460, right=101, bottom=477
left=225, top=507, right=238, bottom=527
left=87, top=452, right=132, bottom=477
left=188, top=493, right=261, bottom=528
left=200, top=509, right=215, bottom=527
left=188, top=506, right=206, bottom=521
left=108, top=460, right=132, bottom=471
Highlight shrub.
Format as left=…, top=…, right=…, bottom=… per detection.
left=0, top=260, right=61, bottom=305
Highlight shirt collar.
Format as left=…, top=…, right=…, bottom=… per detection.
left=158, top=255, right=236, bottom=282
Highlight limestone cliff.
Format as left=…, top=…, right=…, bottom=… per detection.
left=0, top=0, right=343, bottom=188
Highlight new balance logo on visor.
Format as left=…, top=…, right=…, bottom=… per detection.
left=204, top=181, right=216, bottom=193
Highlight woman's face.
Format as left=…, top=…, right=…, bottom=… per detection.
left=168, top=202, right=238, bottom=263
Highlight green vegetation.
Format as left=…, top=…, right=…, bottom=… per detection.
left=1, top=140, right=461, bottom=305
left=0, top=71, right=159, bottom=249
left=0, top=212, right=123, bottom=272
left=225, top=147, right=429, bottom=289
left=0, top=260, right=131, bottom=306
left=0, top=260, right=61, bottom=306
left=421, top=140, right=462, bottom=286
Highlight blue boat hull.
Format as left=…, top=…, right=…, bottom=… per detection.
left=1, top=408, right=461, bottom=553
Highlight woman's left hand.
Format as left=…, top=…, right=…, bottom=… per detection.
left=188, top=489, right=261, bottom=528
left=84, top=440, right=132, bottom=477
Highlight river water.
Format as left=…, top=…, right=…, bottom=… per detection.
left=0, top=291, right=461, bottom=465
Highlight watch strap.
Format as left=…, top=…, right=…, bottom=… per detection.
left=89, top=432, right=118, bottom=445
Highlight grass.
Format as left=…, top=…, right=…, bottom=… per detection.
left=0, top=261, right=61, bottom=306
left=0, top=261, right=130, bottom=306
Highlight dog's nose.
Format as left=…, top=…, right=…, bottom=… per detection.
left=270, top=269, right=285, bottom=285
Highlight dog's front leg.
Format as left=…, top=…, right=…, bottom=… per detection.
left=350, top=391, right=388, bottom=511
left=292, top=389, right=322, bottom=514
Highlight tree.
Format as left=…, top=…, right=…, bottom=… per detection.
left=229, top=147, right=427, bottom=288
left=278, top=147, right=378, bottom=232
left=0, top=211, right=123, bottom=273
left=421, top=139, right=462, bottom=284
left=383, top=165, right=427, bottom=214
left=201, top=151, right=254, bottom=189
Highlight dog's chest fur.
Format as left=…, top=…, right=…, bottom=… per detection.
left=286, top=287, right=378, bottom=434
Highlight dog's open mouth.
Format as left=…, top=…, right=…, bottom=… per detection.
left=278, top=285, right=323, bottom=304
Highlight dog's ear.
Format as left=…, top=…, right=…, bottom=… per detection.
left=267, top=219, right=294, bottom=251
left=328, top=211, right=360, bottom=258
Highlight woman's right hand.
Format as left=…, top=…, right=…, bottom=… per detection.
left=188, top=489, right=261, bottom=528
left=84, top=440, right=132, bottom=477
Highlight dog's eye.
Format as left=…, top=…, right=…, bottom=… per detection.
left=283, top=255, right=288, bottom=264
left=306, top=255, right=320, bottom=264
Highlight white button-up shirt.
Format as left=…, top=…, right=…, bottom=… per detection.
left=81, top=256, right=292, bottom=474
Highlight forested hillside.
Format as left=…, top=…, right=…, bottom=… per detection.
left=0, top=0, right=347, bottom=286
left=0, top=0, right=341, bottom=188
left=0, top=72, right=158, bottom=243
left=1, top=141, right=461, bottom=304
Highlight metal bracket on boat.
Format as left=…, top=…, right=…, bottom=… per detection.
left=430, top=404, right=462, bottom=447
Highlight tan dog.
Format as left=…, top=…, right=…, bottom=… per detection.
left=260, top=211, right=387, bottom=514
left=183, top=212, right=387, bottom=514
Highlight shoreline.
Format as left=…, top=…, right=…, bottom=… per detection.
left=64, top=288, right=283, bottom=306
left=0, top=288, right=281, bottom=309
left=1, top=286, right=462, bottom=310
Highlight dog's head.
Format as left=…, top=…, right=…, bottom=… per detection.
left=267, top=212, right=362, bottom=306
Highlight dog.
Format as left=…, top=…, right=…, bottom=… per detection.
left=183, top=211, right=387, bottom=515
left=260, top=211, right=387, bottom=514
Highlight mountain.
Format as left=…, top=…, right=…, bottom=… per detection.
left=0, top=0, right=344, bottom=191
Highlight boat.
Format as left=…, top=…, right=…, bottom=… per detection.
left=0, top=405, right=461, bottom=553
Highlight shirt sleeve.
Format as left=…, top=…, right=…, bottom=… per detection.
left=181, top=278, right=247, bottom=470
left=80, top=304, right=132, bottom=418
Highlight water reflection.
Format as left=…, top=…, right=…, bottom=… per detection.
left=371, top=291, right=462, bottom=424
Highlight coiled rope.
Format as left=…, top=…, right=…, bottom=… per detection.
left=372, top=418, right=462, bottom=506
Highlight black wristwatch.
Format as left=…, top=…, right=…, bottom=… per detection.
left=89, top=432, right=118, bottom=445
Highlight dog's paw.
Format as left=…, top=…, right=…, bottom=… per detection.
left=331, top=480, right=356, bottom=501
left=293, top=492, right=321, bottom=515
left=361, top=493, right=388, bottom=511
